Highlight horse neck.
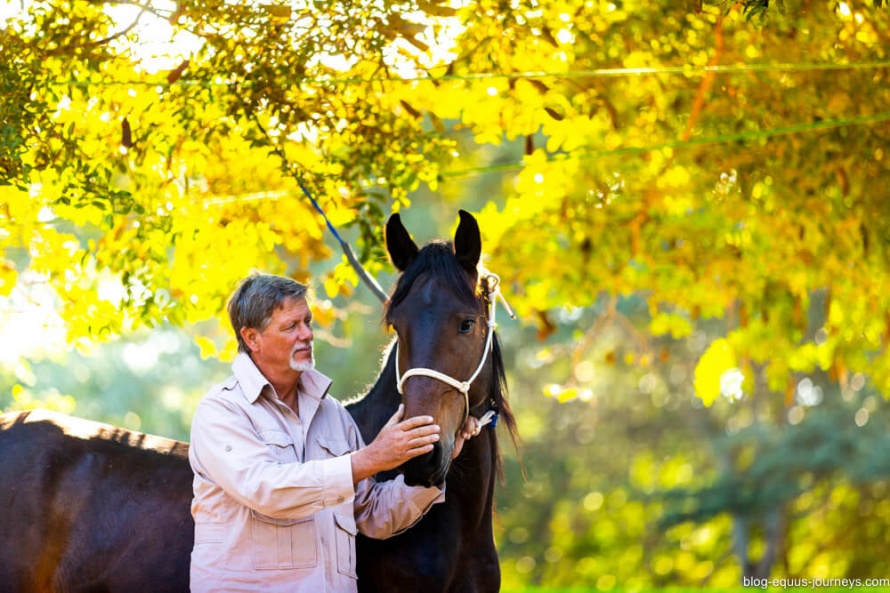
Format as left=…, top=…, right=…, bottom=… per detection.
left=347, top=344, right=402, bottom=445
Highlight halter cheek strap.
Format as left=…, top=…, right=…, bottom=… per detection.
left=394, top=273, right=512, bottom=427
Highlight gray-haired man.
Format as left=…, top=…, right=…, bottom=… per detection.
left=189, top=273, right=470, bottom=592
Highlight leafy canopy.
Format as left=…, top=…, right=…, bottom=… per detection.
left=2, top=0, right=889, bottom=402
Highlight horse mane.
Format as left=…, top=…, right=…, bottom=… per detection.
left=489, top=330, right=519, bottom=479
left=381, top=239, right=520, bottom=477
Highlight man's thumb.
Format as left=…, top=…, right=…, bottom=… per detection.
left=383, top=403, right=405, bottom=428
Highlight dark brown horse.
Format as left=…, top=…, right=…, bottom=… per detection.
left=0, top=410, right=194, bottom=592
left=0, top=210, right=516, bottom=592
left=347, top=210, right=517, bottom=592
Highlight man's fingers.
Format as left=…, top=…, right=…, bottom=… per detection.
left=407, top=433, right=439, bottom=446
left=407, top=443, right=435, bottom=458
left=401, top=430, right=439, bottom=459
left=396, top=414, right=436, bottom=431
left=401, top=426, right=440, bottom=445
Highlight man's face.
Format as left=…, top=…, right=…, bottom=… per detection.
left=247, top=296, right=315, bottom=374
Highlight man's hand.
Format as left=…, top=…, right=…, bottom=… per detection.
left=451, top=415, right=481, bottom=460
left=351, top=404, right=440, bottom=485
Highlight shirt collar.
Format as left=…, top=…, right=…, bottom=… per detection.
left=232, top=351, right=333, bottom=404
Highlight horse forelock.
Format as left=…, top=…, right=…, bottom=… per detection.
left=384, top=240, right=477, bottom=324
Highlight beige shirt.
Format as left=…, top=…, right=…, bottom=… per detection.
left=189, top=353, right=444, bottom=592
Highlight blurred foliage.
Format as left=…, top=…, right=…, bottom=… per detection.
left=0, top=325, right=226, bottom=440
left=493, top=300, right=890, bottom=589
left=4, top=0, right=890, bottom=589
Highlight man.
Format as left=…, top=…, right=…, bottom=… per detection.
left=189, top=274, right=476, bottom=592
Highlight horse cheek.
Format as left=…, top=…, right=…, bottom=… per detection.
left=401, top=382, right=460, bottom=444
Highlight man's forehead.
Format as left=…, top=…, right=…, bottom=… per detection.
left=272, top=296, right=310, bottom=317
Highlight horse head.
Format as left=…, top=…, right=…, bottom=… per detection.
left=384, top=210, right=495, bottom=487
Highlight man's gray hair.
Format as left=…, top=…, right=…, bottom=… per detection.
left=228, top=273, right=309, bottom=353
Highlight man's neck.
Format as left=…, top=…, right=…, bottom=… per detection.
left=252, top=357, right=301, bottom=414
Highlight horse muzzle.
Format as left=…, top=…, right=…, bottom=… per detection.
left=400, top=440, right=451, bottom=487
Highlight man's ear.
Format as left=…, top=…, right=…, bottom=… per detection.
left=386, top=213, right=419, bottom=272
left=240, top=326, right=260, bottom=353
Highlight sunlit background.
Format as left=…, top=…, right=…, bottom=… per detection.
left=3, top=0, right=890, bottom=591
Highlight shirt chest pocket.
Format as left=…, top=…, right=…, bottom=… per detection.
left=259, top=430, right=299, bottom=464
left=250, top=511, right=317, bottom=570
left=316, top=436, right=351, bottom=459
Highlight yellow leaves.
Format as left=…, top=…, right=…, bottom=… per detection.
left=28, top=230, right=84, bottom=281
left=827, top=298, right=846, bottom=328
left=788, top=343, right=819, bottom=373
left=194, top=336, right=218, bottom=360
left=544, top=383, right=579, bottom=403
left=448, top=81, right=512, bottom=145
left=543, top=112, right=603, bottom=153
left=660, top=165, right=691, bottom=188
left=693, top=338, right=741, bottom=407
left=0, top=260, right=17, bottom=297
left=663, top=194, right=694, bottom=217
left=52, top=201, right=107, bottom=228
left=513, top=148, right=580, bottom=207
left=649, top=312, right=693, bottom=339
left=324, top=259, right=358, bottom=299
left=169, top=215, right=284, bottom=323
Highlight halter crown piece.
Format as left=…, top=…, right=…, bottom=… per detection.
left=395, top=273, right=514, bottom=428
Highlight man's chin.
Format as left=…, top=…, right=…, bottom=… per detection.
left=290, top=359, right=315, bottom=372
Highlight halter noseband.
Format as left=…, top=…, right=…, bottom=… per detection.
left=394, top=273, right=512, bottom=426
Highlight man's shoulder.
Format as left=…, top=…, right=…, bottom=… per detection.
left=198, top=375, right=244, bottom=409
left=208, top=374, right=240, bottom=396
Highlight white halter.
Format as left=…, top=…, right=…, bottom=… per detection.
left=394, top=273, right=513, bottom=427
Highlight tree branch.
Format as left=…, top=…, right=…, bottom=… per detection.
left=680, top=8, right=729, bottom=142
left=43, top=5, right=148, bottom=57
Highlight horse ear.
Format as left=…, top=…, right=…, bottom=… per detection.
left=386, top=213, right=419, bottom=272
left=454, top=210, right=481, bottom=274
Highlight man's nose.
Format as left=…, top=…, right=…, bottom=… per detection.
left=298, top=323, right=313, bottom=341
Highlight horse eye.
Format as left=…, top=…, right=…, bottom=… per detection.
left=459, top=319, right=476, bottom=334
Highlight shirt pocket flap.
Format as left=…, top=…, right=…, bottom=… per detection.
left=258, top=429, right=298, bottom=463
left=250, top=509, right=312, bottom=527
left=258, top=429, right=294, bottom=448
left=334, top=512, right=358, bottom=536
left=317, top=436, right=351, bottom=457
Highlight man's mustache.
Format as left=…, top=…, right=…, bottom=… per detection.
left=291, top=342, right=313, bottom=354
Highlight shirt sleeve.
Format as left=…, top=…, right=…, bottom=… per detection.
left=352, top=472, right=444, bottom=540
left=190, top=397, right=355, bottom=520
left=345, top=416, right=445, bottom=540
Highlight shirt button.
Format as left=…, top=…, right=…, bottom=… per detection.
left=224, top=445, right=233, bottom=452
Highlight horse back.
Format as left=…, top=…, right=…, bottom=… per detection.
left=0, top=410, right=194, bottom=593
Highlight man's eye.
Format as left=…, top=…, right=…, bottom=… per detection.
left=459, top=319, right=475, bottom=334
